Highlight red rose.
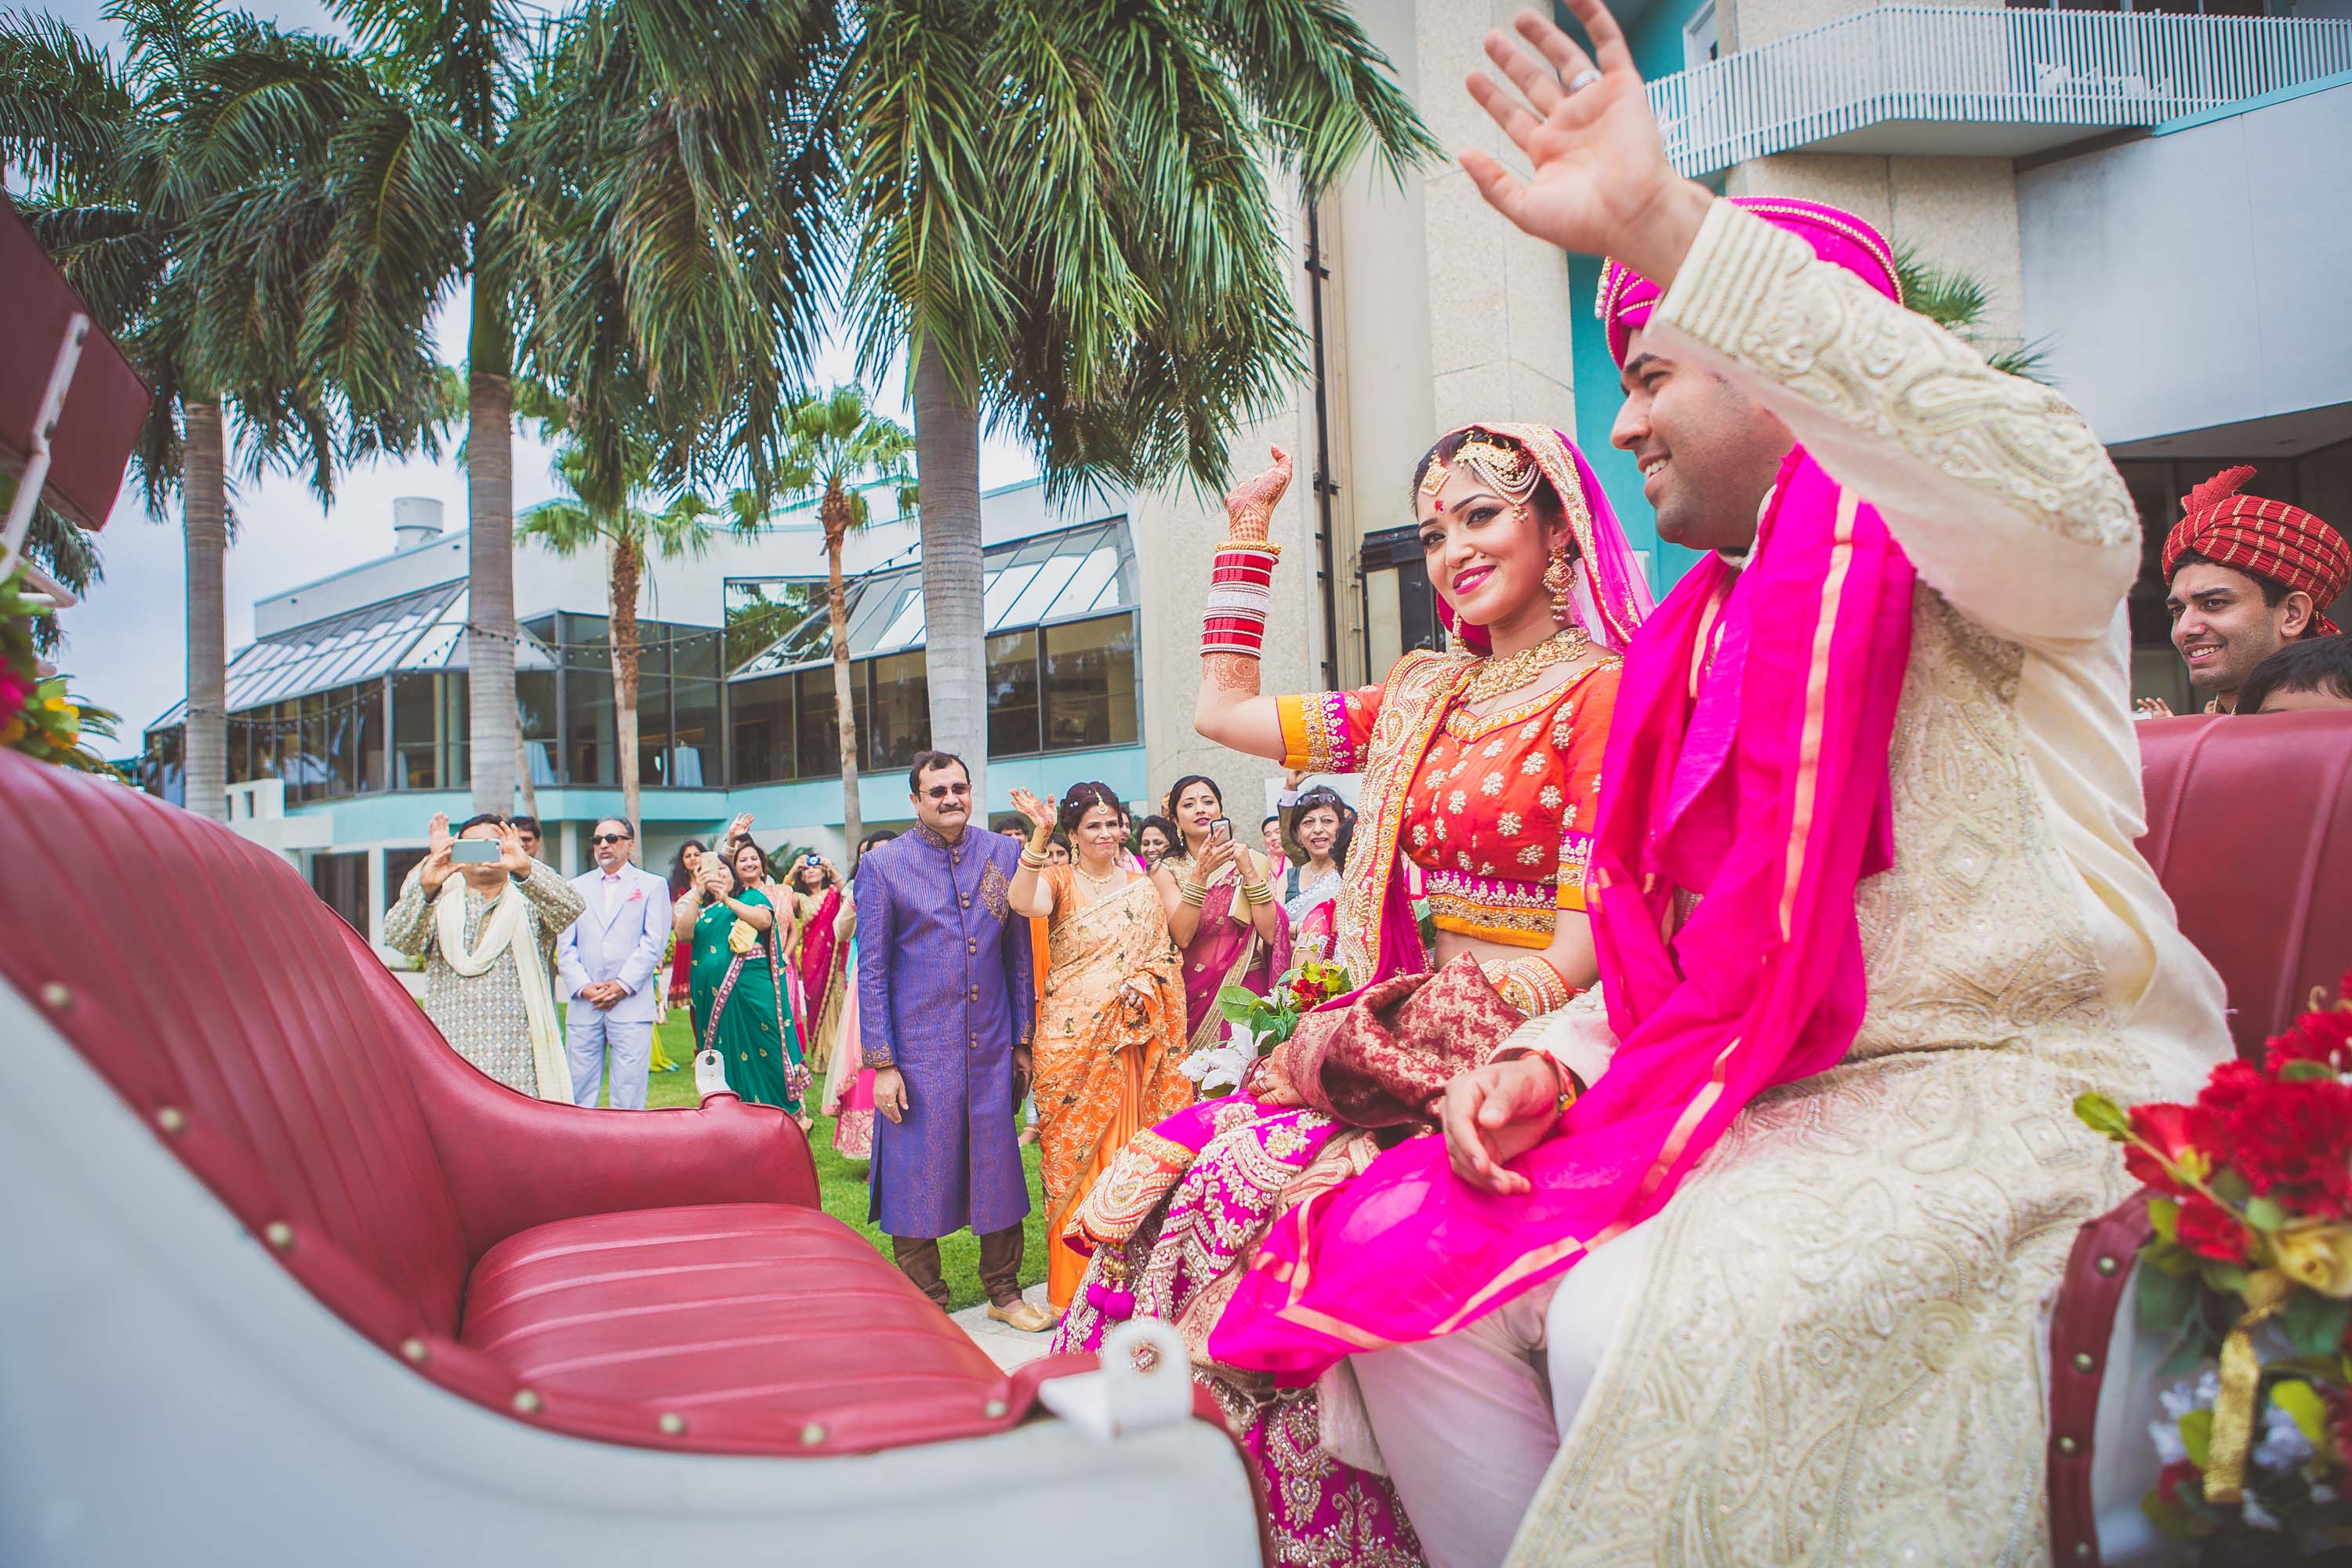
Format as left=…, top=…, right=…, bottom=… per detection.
left=2174, top=1194, right=2249, bottom=1263
left=2220, top=1076, right=2352, bottom=1212
left=2197, top=1059, right=2266, bottom=1116
left=2267, top=1007, right=2352, bottom=1076
left=2155, top=1458, right=2202, bottom=1507
left=2125, top=1101, right=2216, bottom=1196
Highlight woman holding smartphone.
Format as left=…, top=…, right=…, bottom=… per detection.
left=1153, top=774, right=1287, bottom=1054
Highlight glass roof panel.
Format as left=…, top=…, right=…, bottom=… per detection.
left=1000, top=550, right=1083, bottom=628
left=873, top=590, right=927, bottom=652
left=1043, top=545, right=1121, bottom=624
left=222, top=581, right=463, bottom=713
left=979, top=562, right=1042, bottom=630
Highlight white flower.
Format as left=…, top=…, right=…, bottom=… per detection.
left=2239, top=1496, right=2283, bottom=1532
left=2148, top=1416, right=2187, bottom=1467
left=1446, top=789, right=1468, bottom=814
left=1539, top=785, right=1564, bottom=810
left=1497, top=811, right=1523, bottom=836
left=1411, top=824, right=1430, bottom=848
left=1518, top=844, right=1544, bottom=866
left=2252, top=1401, right=2315, bottom=1473
left=1480, top=772, right=1504, bottom=797
left=1520, top=754, right=1545, bottom=775
left=1456, top=851, right=1471, bottom=870
left=1183, top=1043, right=1255, bottom=1097
left=1483, top=739, right=1505, bottom=758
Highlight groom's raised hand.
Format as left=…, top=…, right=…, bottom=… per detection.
left=1461, top=3, right=1715, bottom=292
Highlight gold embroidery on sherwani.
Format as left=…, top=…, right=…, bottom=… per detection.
left=1508, top=588, right=2154, bottom=1568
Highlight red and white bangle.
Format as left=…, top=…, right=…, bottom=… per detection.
left=1203, top=543, right=1280, bottom=659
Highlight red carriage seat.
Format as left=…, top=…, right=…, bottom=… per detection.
left=0, top=749, right=1078, bottom=1457
left=2136, top=710, right=2352, bottom=1058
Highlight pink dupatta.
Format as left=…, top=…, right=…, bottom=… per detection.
left=1209, top=448, right=1917, bottom=1380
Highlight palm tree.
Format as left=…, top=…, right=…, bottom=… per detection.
left=315, top=0, right=844, bottom=818
left=776, top=387, right=913, bottom=855
left=1893, top=245, right=2053, bottom=383
left=1, top=2, right=442, bottom=822
left=517, top=405, right=763, bottom=834
left=837, top=1, right=1436, bottom=808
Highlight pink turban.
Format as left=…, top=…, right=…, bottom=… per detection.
left=1597, top=198, right=1903, bottom=367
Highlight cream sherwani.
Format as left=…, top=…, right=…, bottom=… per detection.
left=1354, top=201, right=2233, bottom=1568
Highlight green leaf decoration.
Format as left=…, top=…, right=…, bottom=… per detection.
left=2180, top=1407, right=2213, bottom=1469
left=1217, top=985, right=1260, bottom=1023
left=2212, top=1168, right=2252, bottom=1207
left=2282, top=1290, right=2352, bottom=1359
left=2279, top=1058, right=2337, bottom=1083
left=2270, top=1378, right=2330, bottom=1449
left=2244, top=1196, right=2288, bottom=1232
left=2074, top=1091, right=2131, bottom=1139
left=2149, top=1198, right=2180, bottom=1247
left=2199, top=1261, right=2252, bottom=1300
left=2135, top=1262, right=2195, bottom=1337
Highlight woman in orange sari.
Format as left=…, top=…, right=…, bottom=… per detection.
left=1007, top=781, right=1193, bottom=1315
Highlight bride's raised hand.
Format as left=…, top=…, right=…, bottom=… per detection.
left=1461, top=3, right=1713, bottom=289
left=1222, top=445, right=1292, bottom=546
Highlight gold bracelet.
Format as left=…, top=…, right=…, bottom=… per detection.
left=1018, top=848, right=1050, bottom=870
left=1180, top=880, right=1209, bottom=906
left=1214, top=536, right=1281, bottom=557
left=1240, top=880, right=1272, bottom=906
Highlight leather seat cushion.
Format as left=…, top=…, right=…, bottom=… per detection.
left=459, top=1203, right=1000, bottom=1420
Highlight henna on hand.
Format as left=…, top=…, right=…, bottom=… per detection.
left=1223, top=445, right=1293, bottom=543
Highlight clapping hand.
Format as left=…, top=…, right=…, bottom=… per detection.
left=1009, top=788, right=1056, bottom=835
left=1460, top=5, right=1714, bottom=292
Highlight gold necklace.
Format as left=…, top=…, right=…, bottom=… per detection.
left=1074, top=859, right=1125, bottom=891
left=1461, top=626, right=1588, bottom=707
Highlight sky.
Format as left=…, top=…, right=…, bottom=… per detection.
left=26, top=0, right=1037, bottom=739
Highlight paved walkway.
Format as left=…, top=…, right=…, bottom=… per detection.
left=950, top=1283, right=1060, bottom=1371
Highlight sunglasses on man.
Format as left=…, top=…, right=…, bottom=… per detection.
left=922, top=782, right=970, bottom=801
left=591, top=831, right=632, bottom=845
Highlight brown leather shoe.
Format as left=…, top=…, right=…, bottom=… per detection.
left=985, top=1298, right=1055, bottom=1334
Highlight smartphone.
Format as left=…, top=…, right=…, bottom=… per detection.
left=1209, top=817, right=1233, bottom=844
left=449, top=838, right=500, bottom=864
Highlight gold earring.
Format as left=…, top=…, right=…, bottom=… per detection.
left=1544, top=543, right=1573, bottom=627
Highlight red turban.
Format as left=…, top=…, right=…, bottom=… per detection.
left=2161, top=466, right=2348, bottom=637
left=1596, top=197, right=1903, bottom=368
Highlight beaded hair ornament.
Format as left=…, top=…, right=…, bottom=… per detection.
left=1418, top=434, right=1544, bottom=510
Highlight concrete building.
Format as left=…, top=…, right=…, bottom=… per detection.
left=140, top=0, right=2352, bottom=936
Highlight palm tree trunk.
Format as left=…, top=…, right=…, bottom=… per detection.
left=466, top=261, right=518, bottom=815
left=911, top=350, right=987, bottom=811
left=826, top=480, right=862, bottom=853
left=180, top=395, right=228, bottom=824
left=610, top=532, right=643, bottom=839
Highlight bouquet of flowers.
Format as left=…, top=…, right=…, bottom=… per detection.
left=1180, top=953, right=1352, bottom=1098
left=2074, top=967, right=2352, bottom=1559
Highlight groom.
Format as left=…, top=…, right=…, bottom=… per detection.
left=1214, top=6, right=2237, bottom=1565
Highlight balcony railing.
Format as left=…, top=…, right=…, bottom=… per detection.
left=1650, top=5, right=2352, bottom=176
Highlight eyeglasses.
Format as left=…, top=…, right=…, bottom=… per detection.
left=591, top=833, right=631, bottom=845
left=923, top=783, right=971, bottom=800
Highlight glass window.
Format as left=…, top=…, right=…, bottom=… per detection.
left=865, top=651, right=931, bottom=773
left=393, top=674, right=437, bottom=789
left=1043, top=614, right=1138, bottom=751
left=565, top=662, right=615, bottom=786
left=353, top=682, right=386, bottom=794
left=142, top=724, right=184, bottom=805
left=730, top=673, right=793, bottom=785
left=308, top=851, right=369, bottom=936
left=444, top=673, right=470, bottom=786
left=796, top=664, right=865, bottom=781
left=635, top=666, right=673, bottom=787
left=670, top=677, right=719, bottom=789
left=517, top=669, right=557, bottom=789
left=985, top=629, right=1040, bottom=758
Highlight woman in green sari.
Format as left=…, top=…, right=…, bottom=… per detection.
left=673, top=839, right=811, bottom=1127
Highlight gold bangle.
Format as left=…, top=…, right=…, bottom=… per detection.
left=1241, top=880, right=1272, bottom=905
left=1180, top=880, right=1209, bottom=906
left=1214, top=536, right=1281, bottom=557
left=1018, top=849, right=1050, bottom=870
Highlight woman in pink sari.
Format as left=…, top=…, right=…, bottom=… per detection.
left=823, top=829, right=895, bottom=1160
left=1051, top=428, right=1651, bottom=1566
left=1153, top=774, right=1287, bottom=1055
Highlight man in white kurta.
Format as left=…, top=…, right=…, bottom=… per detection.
left=1344, top=9, right=2234, bottom=1566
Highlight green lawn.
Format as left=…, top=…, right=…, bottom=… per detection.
left=578, top=1009, right=1047, bottom=1312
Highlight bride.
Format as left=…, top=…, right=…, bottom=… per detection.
left=1051, top=425, right=1651, bottom=1565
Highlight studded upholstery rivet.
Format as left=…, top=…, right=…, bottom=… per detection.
left=800, top=1422, right=826, bottom=1446
left=984, top=1399, right=1007, bottom=1418
left=2071, top=1351, right=2096, bottom=1374
left=400, top=1338, right=429, bottom=1364
left=2056, top=1435, right=2079, bottom=1457
left=38, top=981, right=71, bottom=1011
left=263, top=1221, right=295, bottom=1251
left=513, top=1389, right=542, bottom=1414
left=155, top=1105, right=187, bottom=1135
left=2094, top=1255, right=2118, bottom=1276
left=659, top=1412, right=686, bottom=1436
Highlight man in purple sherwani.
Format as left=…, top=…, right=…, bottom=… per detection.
left=856, top=750, right=1051, bottom=1330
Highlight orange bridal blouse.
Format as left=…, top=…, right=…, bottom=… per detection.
left=1276, top=659, right=1620, bottom=949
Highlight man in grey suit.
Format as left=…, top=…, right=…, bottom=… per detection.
left=554, top=816, right=671, bottom=1109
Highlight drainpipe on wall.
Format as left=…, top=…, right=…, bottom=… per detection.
left=1305, top=197, right=1342, bottom=691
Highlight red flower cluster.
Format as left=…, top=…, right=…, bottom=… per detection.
left=2122, top=995, right=2352, bottom=1231
left=2155, top=1458, right=2203, bottom=1508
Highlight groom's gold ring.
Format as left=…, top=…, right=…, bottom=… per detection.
left=1565, top=68, right=1602, bottom=94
